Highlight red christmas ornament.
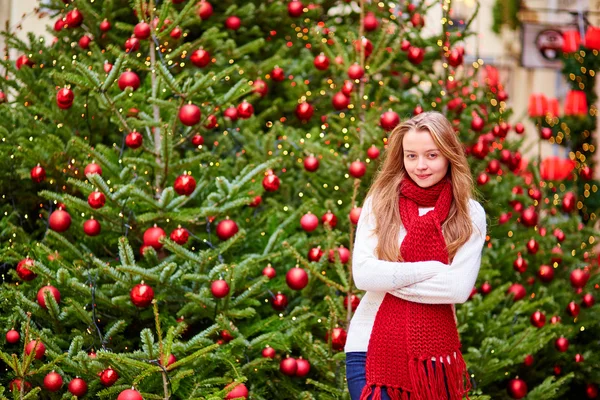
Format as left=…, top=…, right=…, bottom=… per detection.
left=476, top=173, right=489, bottom=186
left=410, top=13, right=425, bottom=28
left=555, top=337, right=569, bottom=352
left=344, top=294, right=360, bottom=311
left=262, top=346, right=276, bottom=358
left=349, top=160, right=366, bottom=178
left=586, top=383, right=598, bottom=399
left=470, top=116, right=484, bottom=131
left=118, top=71, right=141, bottom=91
left=262, top=265, right=276, bottom=279
left=321, top=211, right=338, bottom=228
left=507, top=283, right=526, bottom=301
left=68, top=378, right=87, bottom=397
left=537, top=265, right=554, bottom=283
left=566, top=301, right=580, bottom=317
left=225, top=16, right=241, bottom=30
left=37, top=285, right=61, bottom=309
left=174, top=174, right=197, bottom=195
left=262, top=173, right=280, bottom=192
left=314, top=53, right=330, bottom=70
left=380, top=111, right=400, bottom=131
left=562, top=192, right=576, bottom=213
left=514, top=123, right=525, bottom=134
left=295, top=358, right=311, bottom=377
left=580, top=165, right=593, bottom=180
left=570, top=269, right=590, bottom=288
left=191, top=134, right=204, bottom=146
left=25, top=340, right=46, bottom=359
left=54, top=18, right=65, bottom=32
left=326, top=327, right=347, bottom=350
left=367, top=145, right=380, bottom=159
left=133, top=22, right=151, bottom=39
left=6, top=329, right=20, bottom=343
left=43, top=371, right=63, bottom=392
left=83, top=219, right=101, bottom=236
left=329, top=246, right=350, bottom=264
left=288, top=1, right=304, bottom=17
left=49, top=209, right=71, bottom=232
left=15, top=55, right=33, bottom=70
left=300, top=213, right=319, bottom=232
left=252, top=78, right=268, bottom=97
left=16, top=258, right=36, bottom=281
left=513, top=255, right=528, bottom=273
left=100, top=368, right=119, bottom=386
left=480, top=282, right=492, bottom=295
left=65, top=8, right=84, bottom=27
left=487, top=159, right=501, bottom=175
left=56, top=88, right=74, bottom=109
left=225, top=383, right=248, bottom=399
left=271, top=292, right=288, bottom=310
left=179, top=104, right=201, bottom=126
left=280, top=357, right=297, bottom=375
left=170, top=27, right=182, bottom=39
left=103, top=63, right=113, bottom=73
left=407, top=47, right=425, bottom=64
left=124, top=37, right=141, bottom=52
left=118, top=389, right=144, bottom=400
left=88, top=191, right=106, bottom=209
left=30, top=165, right=46, bottom=183
left=211, top=280, right=230, bottom=298
left=271, top=67, right=285, bottom=81
left=296, top=102, right=314, bottom=121
left=170, top=227, right=189, bottom=245
left=364, top=12, right=379, bottom=31
left=308, top=247, right=323, bottom=262
left=341, top=80, right=354, bottom=96
left=9, top=379, right=31, bottom=392
left=349, top=207, right=361, bottom=225
left=84, top=162, right=102, bottom=176
left=286, top=267, right=308, bottom=290
left=550, top=315, right=561, bottom=324
left=446, top=48, right=463, bottom=67
left=332, top=92, right=349, bottom=110
left=249, top=195, right=262, bottom=207
left=520, top=207, right=538, bottom=227
left=575, top=353, right=584, bottom=363
left=401, top=39, right=411, bottom=51
left=582, top=293, right=595, bottom=308
left=205, top=114, right=218, bottom=128
left=526, top=239, right=539, bottom=254
left=508, top=378, right=528, bottom=399
left=216, top=219, right=239, bottom=240
left=530, top=310, right=546, bottom=328
left=237, top=101, right=254, bottom=119
left=524, top=354, right=534, bottom=367
left=130, top=283, right=154, bottom=307
left=99, top=19, right=111, bottom=32
left=354, top=37, right=373, bottom=57
left=190, top=48, right=211, bottom=68
left=197, top=1, right=213, bottom=19
left=348, top=63, right=364, bottom=80
left=78, top=35, right=91, bottom=49
left=144, top=226, right=166, bottom=249
left=126, top=131, right=143, bottom=149
left=303, top=155, right=319, bottom=172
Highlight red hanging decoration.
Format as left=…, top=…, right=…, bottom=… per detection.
left=528, top=93, right=548, bottom=117
left=584, top=26, right=600, bottom=50
left=562, top=30, right=581, bottom=53
left=564, top=90, right=588, bottom=116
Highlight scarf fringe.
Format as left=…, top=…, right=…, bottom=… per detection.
left=408, top=353, right=472, bottom=400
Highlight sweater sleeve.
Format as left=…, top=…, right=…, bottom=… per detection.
left=352, top=196, right=445, bottom=292
left=388, top=199, right=487, bottom=304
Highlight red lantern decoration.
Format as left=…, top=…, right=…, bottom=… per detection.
left=546, top=98, right=560, bottom=117
left=562, top=30, right=581, bottom=53
left=584, top=26, right=600, bottom=50
left=528, top=93, right=548, bottom=117
left=540, top=156, right=576, bottom=181
left=564, top=90, right=588, bottom=116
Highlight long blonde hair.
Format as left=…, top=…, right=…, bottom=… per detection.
left=366, top=111, right=474, bottom=262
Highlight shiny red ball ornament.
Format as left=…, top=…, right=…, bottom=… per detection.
left=508, top=378, right=528, bottom=399
left=566, top=301, right=580, bottom=317
left=125, top=131, right=143, bottom=149
left=555, top=336, right=569, bottom=352
left=16, top=258, right=36, bottom=281
left=296, top=102, right=314, bottom=121
left=321, top=211, right=337, bottom=228
left=118, top=71, right=141, bottom=91
left=130, top=283, right=154, bottom=307
left=520, top=207, right=538, bottom=227
left=332, top=92, right=349, bottom=110
left=118, top=389, right=144, bottom=400
left=78, top=35, right=91, bottom=49
left=103, top=63, right=113, bottom=73
left=124, top=37, right=141, bottom=52
left=15, top=55, right=33, bottom=70
left=540, top=127, right=553, bottom=140
left=550, top=315, right=561, bottom=324
left=537, top=265, right=554, bottom=283
left=280, top=357, right=297, bottom=375
left=271, top=292, right=288, bottom=310
left=326, top=327, right=347, bottom=350
left=349, top=207, right=361, bottom=225
left=513, top=255, right=528, bottom=273
left=410, top=13, right=425, bottom=27
left=25, top=340, right=46, bottom=359
left=37, top=285, right=60, bottom=309
left=570, top=268, right=590, bottom=288
left=313, top=53, right=330, bottom=70
left=526, top=239, right=539, bottom=254
left=170, top=227, right=189, bottom=245
left=288, top=1, right=304, bottom=17
left=68, top=378, right=87, bottom=397
left=205, top=114, right=218, bottom=128
left=476, top=173, right=489, bottom=186
left=329, top=246, right=350, bottom=264
left=49, top=209, right=71, bottom=232
left=586, top=383, right=598, bottom=399
left=582, top=293, right=595, bottom=308
left=65, top=8, right=83, bottom=27
left=562, top=191, right=576, bottom=213
left=216, top=219, right=239, bottom=240
left=366, top=145, right=380, bottom=159
left=580, top=165, right=593, bottom=180
left=237, top=101, right=254, bottom=119
left=348, top=63, right=364, bottom=80
left=84, top=162, right=102, bottom=176
left=575, top=353, right=584, bottom=363
left=530, top=310, right=546, bottom=328
left=9, top=379, right=31, bottom=393
left=211, top=280, right=230, bottom=298
left=341, top=80, right=354, bottom=96
left=252, top=78, right=268, bottom=97
left=480, top=282, right=492, bottom=295
left=144, top=226, right=166, bottom=249
left=260, top=173, right=280, bottom=193
left=197, top=1, right=213, bottom=19
left=56, top=88, right=74, bottom=109
left=487, top=159, right=501, bottom=175
left=6, top=329, right=20, bottom=343
left=174, top=174, right=197, bottom=196
left=179, top=104, right=201, bottom=126
left=307, top=247, right=323, bottom=262
left=507, top=283, right=526, bottom=301
left=514, top=123, right=525, bottom=134
left=83, top=219, right=101, bottom=236
left=100, top=368, right=119, bottom=386
left=99, top=19, right=111, bottom=32
left=225, top=16, right=241, bottom=30
left=470, top=141, right=489, bottom=160
left=249, top=195, right=262, bottom=207
left=225, top=383, right=248, bottom=399
left=262, top=347, right=276, bottom=358
left=447, top=48, right=464, bottom=67
left=191, top=134, right=204, bottom=146
left=271, top=67, right=285, bottom=81
left=498, top=213, right=512, bottom=224
left=300, top=213, right=319, bottom=232
left=380, top=111, right=400, bottom=131
left=524, top=354, right=534, bottom=367
left=43, top=371, right=63, bottom=392
left=303, top=155, right=319, bottom=172
left=349, top=160, right=366, bottom=178
left=262, top=265, right=276, bottom=279
left=470, top=116, right=484, bottom=131
left=190, top=49, right=211, bottom=67
left=286, top=267, right=308, bottom=290
left=30, top=165, right=46, bottom=183
left=364, top=12, right=379, bottom=31
left=54, top=18, right=65, bottom=32
left=133, top=22, right=151, bottom=39
left=88, top=191, right=106, bottom=209
left=354, top=37, right=373, bottom=57
left=407, top=46, right=425, bottom=64
left=344, top=294, right=360, bottom=311
left=295, top=357, right=311, bottom=377
left=170, top=27, right=182, bottom=39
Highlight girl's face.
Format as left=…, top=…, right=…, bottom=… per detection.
left=402, top=129, right=450, bottom=188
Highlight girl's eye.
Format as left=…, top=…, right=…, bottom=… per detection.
left=406, top=154, right=415, bottom=159
left=429, top=153, right=437, bottom=158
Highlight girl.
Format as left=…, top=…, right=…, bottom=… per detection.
left=345, top=111, right=486, bottom=400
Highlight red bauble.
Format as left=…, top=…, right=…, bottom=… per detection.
left=271, top=292, right=288, bottom=310
left=15, top=55, right=33, bottom=70
left=49, top=209, right=71, bottom=232
left=16, top=258, right=36, bottom=281
left=197, top=1, right=213, bottom=19
left=37, top=285, right=61, bottom=309
left=380, top=111, right=400, bottom=131
left=30, top=165, right=46, bottom=183
left=253, top=78, right=268, bottom=97
left=296, top=102, right=314, bottom=121
left=5, top=329, right=20, bottom=345
left=54, top=18, right=65, bottom=32
left=99, top=19, right=111, bottom=32
left=550, top=315, right=561, bottom=324
left=288, top=1, right=304, bottom=17
left=530, top=310, right=546, bottom=328
left=225, top=16, right=241, bottom=30
left=447, top=48, right=463, bottom=67
left=280, top=357, right=297, bottom=375
left=191, top=134, right=204, bottom=146
left=249, top=195, right=262, bottom=207
left=205, top=114, right=218, bottom=128
left=308, top=247, right=324, bottom=262
left=286, top=267, right=308, bottom=290
left=562, top=192, right=576, bottom=213
left=332, top=92, right=349, bottom=110
left=300, top=213, right=319, bottom=232
left=582, top=293, right=595, bottom=308
left=43, top=371, right=63, bottom=392
left=326, top=327, right=347, bottom=350
left=513, top=255, right=528, bottom=273
left=84, top=162, right=102, bottom=176
left=540, top=127, right=553, bottom=140
left=407, top=47, right=425, bottom=64
left=68, top=378, right=87, bottom=396
left=190, top=49, right=211, bottom=68
left=88, top=191, right=106, bottom=209
left=133, top=22, right=151, bottom=39
left=508, top=378, right=528, bottom=399
left=410, top=13, right=425, bottom=27
left=118, top=71, right=141, bottom=91
left=271, top=67, right=285, bottom=81
left=103, top=63, right=113, bottom=73
left=223, top=107, right=238, bottom=121
left=262, top=347, right=276, bottom=358
left=100, top=368, right=119, bottom=386
left=514, top=123, right=525, bottom=134
left=354, top=37, right=373, bottom=57
left=524, top=354, right=534, bottom=367
left=537, top=265, right=554, bottom=283
left=124, top=37, right=141, bottom=52
left=477, top=173, right=489, bottom=185
left=575, top=353, right=584, bottom=363
left=126, top=131, right=143, bottom=149
left=586, top=383, right=598, bottom=399
left=56, top=88, right=74, bottom=109
left=216, top=219, right=239, bottom=240
left=9, top=379, right=31, bottom=392
left=144, top=226, right=166, bottom=249
left=237, top=101, right=254, bottom=119
left=314, top=54, right=330, bottom=70
left=262, top=265, right=276, bottom=279
left=349, top=207, right=361, bottom=225
left=170, top=227, right=189, bottom=245
left=130, top=283, right=154, bottom=307
left=580, top=165, right=593, bottom=180
left=566, top=301, right=580, bottom=317
left=471, top=116, right=484, bottom=131
left=480, top=281, right=492, bottom=295
left=78, top=35, right=91, bottom=49
left=211, top=280, right=230, bottom=298
left=174, top=174, right=197, bottom=195
left=344, top=294, right=360, bottom=311
left=367, top=145, right=380, bottom=159
left=295, top=358, right=311, bottom=377
left=341, top=80, right=354, bottom=96
left=555, top=336, right=569, bottom=352
left=526, top=239, right=539, bottom=254
left=65, top=8, right=84, bottom=27
left=225, top=383, right=248, bottom=399
left=118, top=389, right=144, bottom=400
left=470, top=141, right=489, bottom=160
left=507, top=283, right=526, bottom=301
left=520, top=207, right=538, bottom=227
left=349, top=160, right=366, bottom=178
left=263, top=173, right=280, bottom=192
left=329, top=246, right=350, bottom=264
left=170, top=27, right=182, bottom=39
left=25, top=340, right=46, bottom=359
left=321, top=211, right=338, bottom=228
left=179, top=104, right=201, bottom=126
left=364, top=12, right=379, bottom=31
left=487, top=159, right=501, bottom=175
left=570, top=268, right=590, bottom=288
left=83, top=219, right=101, bottom=236
left=348, top=63, right=364, bottom=80
left=303, top=155, right=319, bottom=172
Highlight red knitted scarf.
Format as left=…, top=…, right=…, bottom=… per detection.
left=360, top=177, right=471, bottom=400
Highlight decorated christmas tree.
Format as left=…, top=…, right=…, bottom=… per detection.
left=0, top=0, right=598, bottom=399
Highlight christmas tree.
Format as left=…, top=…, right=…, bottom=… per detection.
left=1, top=0, right=598, bottom=399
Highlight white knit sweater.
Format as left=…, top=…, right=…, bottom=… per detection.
left=344, top=196, right=487, bottom=353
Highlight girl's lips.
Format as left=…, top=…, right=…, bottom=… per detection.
left=416, top=174, right=431, bottom=179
